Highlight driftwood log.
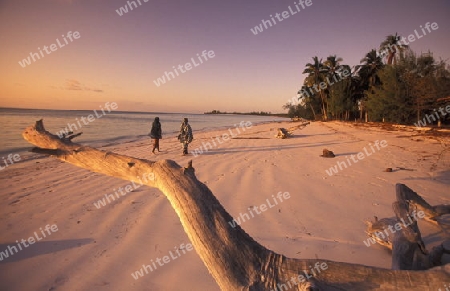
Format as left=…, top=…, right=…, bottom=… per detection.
left=22, top=120, right=450, bottom=290
left=276, top=128, right=292, bottom=139
left=366, top=184, right=450, bottom=271
left=276, top=121, right=310, bottom=139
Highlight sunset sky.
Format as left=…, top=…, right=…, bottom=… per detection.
left=0, top=0, right=449, bottom=113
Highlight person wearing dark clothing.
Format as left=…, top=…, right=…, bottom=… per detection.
left=178, top=118, right=193, bottom=155
left=149, top=117, right=162, bottom=154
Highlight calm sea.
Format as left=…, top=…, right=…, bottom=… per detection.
left=0, top=108, right=286, bottom=156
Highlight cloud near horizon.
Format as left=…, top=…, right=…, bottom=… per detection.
left=64, top=79, right=103, bottom=93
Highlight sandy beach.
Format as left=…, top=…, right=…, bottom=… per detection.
left=0, top=120, right=449, bottom=291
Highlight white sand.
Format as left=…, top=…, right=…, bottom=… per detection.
left=0, top=121, right=449, bottom=291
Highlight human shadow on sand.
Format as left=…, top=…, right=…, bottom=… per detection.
left=0, top=238, right=94, bottom=264
left=334, top=152, right=360, bottom=157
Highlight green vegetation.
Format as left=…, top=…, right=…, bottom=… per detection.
left=285, top=34, right=450, bottom=126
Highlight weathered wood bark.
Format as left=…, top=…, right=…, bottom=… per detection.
left=366, top=184, right=450, bottom=271
left=276, top=128, right=291, bottom=139
left=275, top=121, right=310, bottom=139
left=23, top=120, right=450, bottom=290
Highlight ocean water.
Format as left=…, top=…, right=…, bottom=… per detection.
left=0, top=108, right=286, bottom=156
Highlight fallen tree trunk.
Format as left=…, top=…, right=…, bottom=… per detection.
left=366, top=184, right=450, bottom=271
left=275, top=121, right=310, bottom=139
left=276, top=128, right=291, bottom=139
left=22, top=120, right=450, bottom=290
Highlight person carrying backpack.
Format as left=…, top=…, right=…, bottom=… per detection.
left=178, top=118, right=193, bottom=155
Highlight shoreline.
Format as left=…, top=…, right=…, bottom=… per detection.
left=0, top=109, right=288, bottom=157
left=5, top=119, right=449, bottom=184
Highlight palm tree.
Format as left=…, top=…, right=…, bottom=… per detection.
left=327, top=63, right=358, bottom=120
left=324, top=55, right=343, bottom=82
left=297, top=84, right=317, bottom=120
left=379, top=33, right=408, bottom=65
left=356, top=49, right=384, bottom=121
left=302, top=57, right=328, bottom=120
left=357, top=49, right=384, bottom=88
left=324, top=55, right=346, bottom=119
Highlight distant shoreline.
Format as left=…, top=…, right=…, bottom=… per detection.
left=204, top=110, right=288, bottom=118
left=0, top=107, right=288, bottom=117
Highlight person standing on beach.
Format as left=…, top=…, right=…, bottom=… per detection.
left=149, top=117, right=162, bottom=154
left=179, top=118, right=193, bottom=155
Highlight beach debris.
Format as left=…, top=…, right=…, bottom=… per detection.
left=183, top=160, right=195, bottom=175
left=276, top=128, right=291, bottom=139
left=320, top=149, right=335, bottom=158
left=275, top=121, right=310, bottom=139
left=291, top=117, right=307, bottom=122
left=365, top=184, right=450, bottom=270
left=384, top=167, right=415, bottom=172
left=61, top=131, right=83, bottom=142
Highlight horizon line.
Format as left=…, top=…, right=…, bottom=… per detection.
left=0, top=106, right=287, bottom=116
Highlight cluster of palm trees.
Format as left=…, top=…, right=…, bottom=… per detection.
left=286, top=33, right=450, bottom=125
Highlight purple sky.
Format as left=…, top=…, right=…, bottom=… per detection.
left=0, top=0, right=449, bottom=113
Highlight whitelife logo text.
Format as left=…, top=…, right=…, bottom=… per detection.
left=18, top=31, right=81, bottom=68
